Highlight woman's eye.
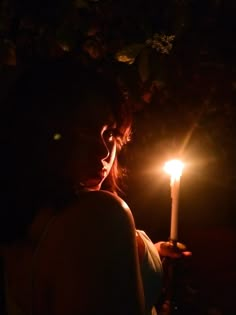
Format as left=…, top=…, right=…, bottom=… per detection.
left=103, top=129, right=116, bottom=142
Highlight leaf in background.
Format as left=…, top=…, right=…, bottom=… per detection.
left=146, top=33, right=175, bottom=55
left=115, top=43, right=144, bottom=65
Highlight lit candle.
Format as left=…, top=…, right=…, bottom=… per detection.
left=164, top=159, right=184, bottom=241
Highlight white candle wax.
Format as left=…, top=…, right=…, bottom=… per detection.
left=170, top=178, right=180, bottom=240
left=164, top=159, right=184, bottom=241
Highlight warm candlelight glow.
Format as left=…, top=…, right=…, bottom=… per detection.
left=164, top=159, right=184, bottom=184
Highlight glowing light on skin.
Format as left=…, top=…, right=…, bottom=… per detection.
left=164, top=159, right=184, bottom=241
left=120, top=199, right=130, bottom=211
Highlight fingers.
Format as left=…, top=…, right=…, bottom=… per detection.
left=155, top=241, right=192, bottom=258
left=182, top=251, right=192, bottom=257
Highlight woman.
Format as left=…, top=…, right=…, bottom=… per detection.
left=0, top=57, right=163, bottom=315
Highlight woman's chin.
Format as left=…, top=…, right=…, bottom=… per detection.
left=82, top=179, right=103, bottom=191
left=84, top=185, right=101, bottom=191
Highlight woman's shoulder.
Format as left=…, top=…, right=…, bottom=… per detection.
left=74, top=189, right=130, bottom=211
left=32, top=191, right=143, bottom=315
left=36, top=190, right=134, bottom=254
left=57, top=190, right=133, bottom=225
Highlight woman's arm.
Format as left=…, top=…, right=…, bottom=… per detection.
left=33, top=190, right=145, bottom=315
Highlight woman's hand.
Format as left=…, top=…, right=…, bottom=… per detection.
left=154, top=241, right=192, bottom=259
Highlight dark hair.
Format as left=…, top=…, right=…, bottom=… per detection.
left=0, top=57, right=132, bottom=244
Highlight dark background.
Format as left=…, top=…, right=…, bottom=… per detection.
left=1, top=1, right=236, bottom=314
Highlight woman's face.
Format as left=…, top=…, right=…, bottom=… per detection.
left=62, top=102, right=118, bottom=191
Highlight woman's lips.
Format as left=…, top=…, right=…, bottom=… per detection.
left=100, top=168, right=108, bottom=177
left=90, top=168, right=107, bottom=179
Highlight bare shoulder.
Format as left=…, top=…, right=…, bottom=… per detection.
left=79, top=190, right=133, bottom=216
left=36, top=190, right=135, bottom=254
left=33, top=191, right=143, bottom=315
left=74, top=189, right=132, bottom=214
left=36, top=191, right=134, bottom=251
left=57, top=190, right=134, bottom=230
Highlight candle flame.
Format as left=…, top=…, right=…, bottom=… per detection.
left=164, top=159, right=184, bottom=184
